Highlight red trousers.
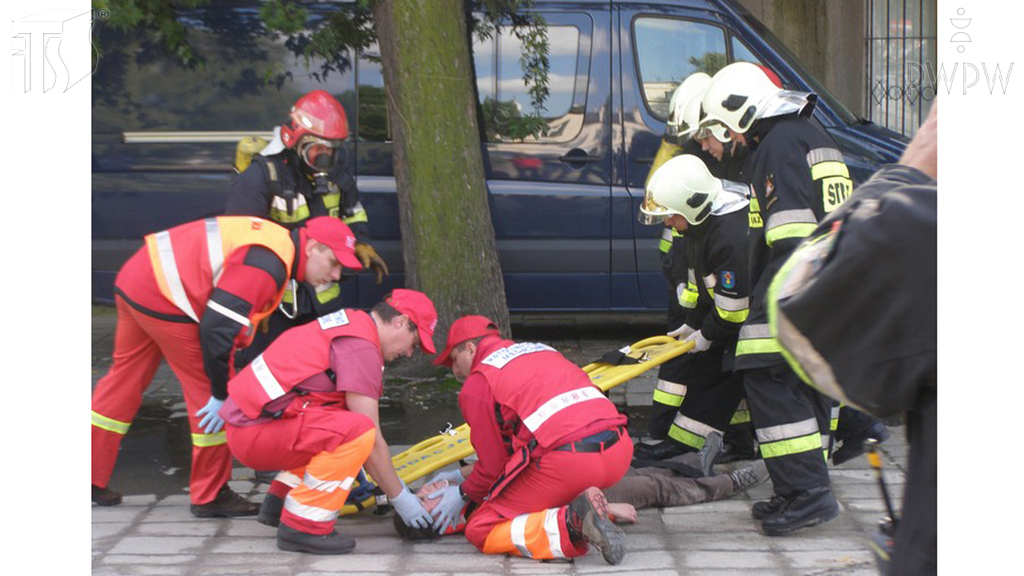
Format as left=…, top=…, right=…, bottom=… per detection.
left=226, top=404, right=376, bottom=534
left=465, top=431, right=633, bottom=560
left=91, top=296, right=231, bottom=504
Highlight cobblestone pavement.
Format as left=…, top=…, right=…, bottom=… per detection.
left=92, top=308, right=905, bottom=575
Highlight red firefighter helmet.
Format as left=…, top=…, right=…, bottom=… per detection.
left=280, top=90, right=350, bottom=149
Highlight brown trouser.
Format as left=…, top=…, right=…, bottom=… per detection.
left=602, top=453, right=735, bottom=510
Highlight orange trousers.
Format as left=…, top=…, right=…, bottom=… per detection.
left=92, top=296, right=231, bottom=504
left=226, top=404, right=376, bottom=534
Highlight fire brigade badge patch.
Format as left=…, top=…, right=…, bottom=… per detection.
left=721, top=270, right=735, bottom=289
left=765, top=173, right=775, bottom=198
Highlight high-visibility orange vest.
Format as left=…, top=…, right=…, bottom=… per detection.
left=144, top=216, right=294, bottom=343
left=472, top=336, right=625, bottom=449
left=228, top=309, right=380, bottom=419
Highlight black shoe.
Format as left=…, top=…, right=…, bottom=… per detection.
left=729, top=461, right=768, bottom=492
left=92, top=485, right=122, bottom=506
left=567, top=487, right=626, bottom=565
left=697, top=432, right=724, bottom=477
left=633, top=439, right=688, bottom=461
left=258, top=493, right=284, bottom=527
left=759, top=487, right=840, bottom=536
left=751, top=494, right=788, bottom=520
left=277, top=523, right=356, bottom=555
left=832, top=422, right=892, bottom=465
left=190, top=484, right=259, bottom=518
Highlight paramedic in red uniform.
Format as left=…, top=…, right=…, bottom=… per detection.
left=90, top=216, right=362, bottom=517
left=220, top=289, right=439, bottom=555
left=428, top=315, right=633, bottom=565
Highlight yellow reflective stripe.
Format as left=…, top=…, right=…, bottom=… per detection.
left=765, top=222, right=817, bottom=247
left=735, top=337, right=782, bottom=356
left=316, top=282, right=341, bottom=304
left=730, top=408, right=751, bottom=425
left=192, top=431, right=227, bottom=447
left=92, top=411, right=131, bottom=435
left=321, top=193, right=341, bottom=209
left=811, top=161, right=850, bottom=181
left=758, top=433, right=822, bottom=459
left=668, top=425, right=705, bottom=450
left=270, top=203, right=311, bottom=223
left=659, top=239, right=673, bottom=253
left=343, top=211, right=369, bottom=225
left=716, top=306, right=749, bottom=323
left=652, top=389, right=684, bottom=407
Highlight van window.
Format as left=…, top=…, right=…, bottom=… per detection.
left=92, top=8, right=354, bottom=135
left=633, top=17, right=727, bottom=120
left=475, top=24, right=584, bottom=142
left=730, top=36, right=764, bottom=67
left=357, top=45, right=390, bottom=142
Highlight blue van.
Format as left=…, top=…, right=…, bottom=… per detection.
left=92, top=0, right=906, bottom=312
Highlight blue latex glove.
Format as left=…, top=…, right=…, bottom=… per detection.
left=196, top=397, right=226, bottom=434
left=346, top=470, right=377, bottom=504
left=391, top=486, right=432, bottom=529
left=428, top=484, right=466, bottom=533
left=427, top=468, right=465, bottom=486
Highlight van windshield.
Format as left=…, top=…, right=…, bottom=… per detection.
left=740, top=13, right=862, bottom=127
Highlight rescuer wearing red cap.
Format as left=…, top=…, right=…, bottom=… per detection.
left=220, top=289, right=440, bottom=555
left=91, top=216, right=363, bottom=517
left=226, top=89, right=390, bottom=370
left=427, top=315, right=633, bottom=565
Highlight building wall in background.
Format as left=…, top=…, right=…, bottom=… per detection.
left=737, top=0, right=936, bottom=136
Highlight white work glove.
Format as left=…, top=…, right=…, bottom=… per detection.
left=667, top=324, right=696, bottom=341
left=684, top=330, right=712, bottom=354
left=196, top=397, right=226, bottom=434
left=427, top=468, right=465, bottom=486
left=427, top=484, right=467, bottom=533
left=391, top=485, right=432, bottom=529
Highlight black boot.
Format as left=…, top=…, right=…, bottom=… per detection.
left=566, top=487, right=626, bottom=565
left=277, top=523, right=356, bottom=555
left=759, top=487, right=840, bottom=536
left=832, top=422, right=891, bottom=465
left=190, top=484, right=259, bottom=518
left=632, top=439, right=689, bottom=461
left=751, top=494, right=788, bottom=520
left=92, top=485, right=122, bottom=506
left=258, top=493, right=284, bottom=527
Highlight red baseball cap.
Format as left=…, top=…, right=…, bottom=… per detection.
left=434, top=315, right=500, bottom=367
left=304, top=217, right=363, bottom=270
left=385, top=289, right=438, bottom=354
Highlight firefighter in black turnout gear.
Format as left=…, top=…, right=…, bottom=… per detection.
left=769, top=104, right=937, bottom=574
left=645, top=74, right=755, bottom=461
left=225, top=90, right=389, bottom=368
left=635, top=155, right=752, bottom=470
left=699, top=62, right=849, bottom=535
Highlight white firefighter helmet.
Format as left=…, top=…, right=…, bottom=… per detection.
left=665, top=72, right=712, bottom=138
left=639, top=154, right=723, bottom=226
left=684, top=96, right=730, bottom=143
left=700, top=61, right=816, bottom=135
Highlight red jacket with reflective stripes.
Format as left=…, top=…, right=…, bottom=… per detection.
left=471, top=335, right=626, bottom=450
left=142, top=216, right=295, bottom=343
left=227, top=309, right=380, bottom=418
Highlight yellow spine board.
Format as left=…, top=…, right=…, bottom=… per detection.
left=339, top=335, right=694, bottom=516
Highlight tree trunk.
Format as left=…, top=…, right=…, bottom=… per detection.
left=371, top=0, right=511, bottom=359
